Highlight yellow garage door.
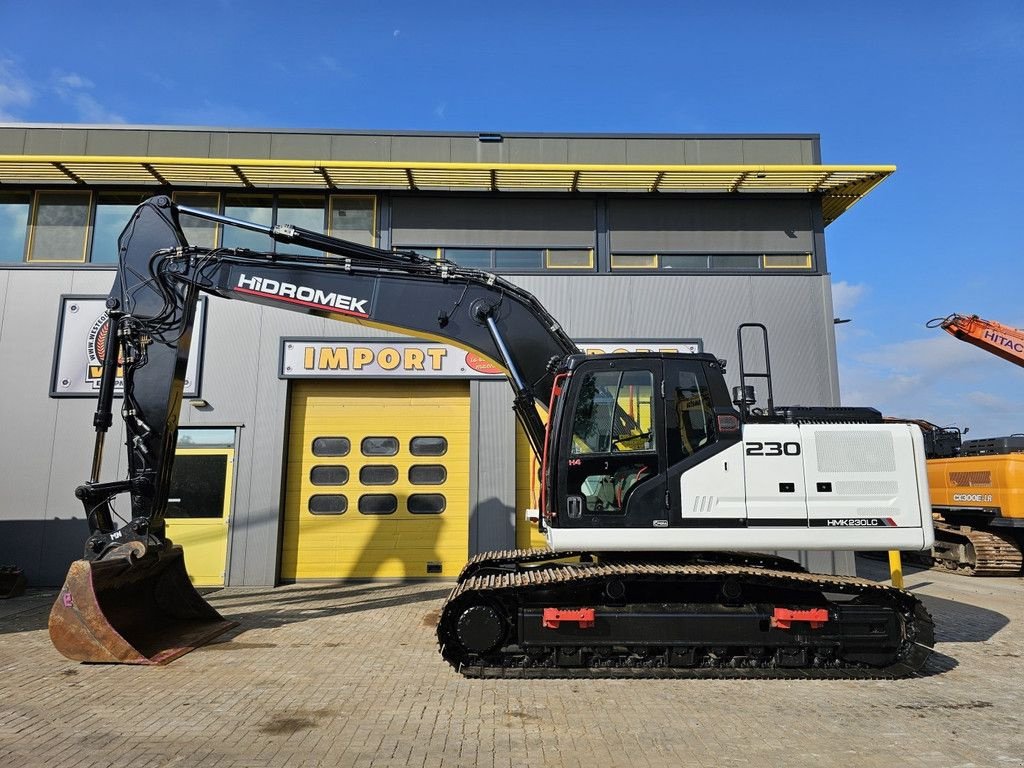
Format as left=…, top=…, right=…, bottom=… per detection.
left=283, top=379, right=470, bottom=579
left=515, top=427, right=548, bottom=551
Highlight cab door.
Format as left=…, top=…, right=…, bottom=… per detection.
left=558, top=358, right=667, bottom=528
left=664, top=360, right=746, bottom=525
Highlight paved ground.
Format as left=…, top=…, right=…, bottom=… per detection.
left=1, top=557, right=1022, bottom=768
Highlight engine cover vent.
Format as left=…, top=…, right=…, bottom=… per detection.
left=815, top=431, right=896, bottom=473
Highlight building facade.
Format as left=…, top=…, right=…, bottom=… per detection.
left=0, top=125, right=891, bottom=586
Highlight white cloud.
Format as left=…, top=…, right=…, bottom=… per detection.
left=839, top=334, right=1024, bottom=436
left=0, top=58, right=33, bottom=120
left=831, top=280, right=867, bottom=318
left=52, top=70, right=124, bottom=123
left=434, top=102, right=447, bottom=119
left=56, top=73, right=93, bottom=89
left=393, top=29, right=401, bottom=38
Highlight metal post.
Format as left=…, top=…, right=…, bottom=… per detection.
left=888, top=550, right=904, bottom=589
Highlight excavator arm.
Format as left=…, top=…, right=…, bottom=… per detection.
left=928, top=313, right=1024, bottom=368
left=50, top=195, right=577, bottom=663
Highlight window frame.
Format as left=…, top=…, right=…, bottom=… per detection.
left=26, top=189, right=93, bottom=263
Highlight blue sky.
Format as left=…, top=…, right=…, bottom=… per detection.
left=1, top=1, right=1021, bottom=435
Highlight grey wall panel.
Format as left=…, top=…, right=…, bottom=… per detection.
left=510, top=274, right=837, bottom=406
left=391, top=136, right=452, bottom=163
left=392, top=197, right=597, bottom=248
left=330, top=134, right=391, bottom=162
left=450, top=137, right=507, bottom=164
left=469, top=380, right=516, bottom=554
left=212, top=132, right=272, bottom=159
left=85, top=129, right=150, bottom=156
left=507, top=138, right=569, bottom=164
left=567, top=138, right=627, bottom=164
left=269, top=133, right=332, bottom=160
left=23, top=128, right=88, bottom=155
left=147, top=131, right=214, bottom=158
left=0, top=128, right=27, bottom=153
left=741, top=139, right=805, bottom=164
left=0, top=270, right=8, bottom=339
left=684, top=140, right=745, bottom=164
left=625, top=139, right=687, bottom=165
left=0, top=271, right=74, bottom=584
left=608, top=197, right=816, bottom=254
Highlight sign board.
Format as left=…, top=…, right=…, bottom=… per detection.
left=51, top=296, right=206, bottom=398
left=280, top=337, right=703, bottom=379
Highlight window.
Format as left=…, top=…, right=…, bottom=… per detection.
left=612, top=252, right=814, bottom=272
left=661, top=254, right=709, bottom=271
left=172, top=192, right=220, bottom=248
left=439, top=246, right=594, bottom=271
left=223, top=194, right=274, bottom=251
left=310, top=466, right=349, bottom=486
left=410, top=437, right=447, bottom=456
left=177, top=428, right=236, bottom=448
left=571, top=370, right=655, bottom=455
left=494, top=249, right=543, bottom=269
left=546, top=249, right=593, bottom=269
left=764, top=253, right=812, bottom=269
left=91, top=192, right=148, bottom=264
left=675, top=370, right=713, bottom=457
left=329, top=196, right=375, bottom=247
left=358, top=494, right=397, bottom=515
left=409, top=465, right=447, bottom=485
left=610, top=253, right=657, bottom=270
left=312, top=437, right=350, bottom=457
left=446, top=248, right=491, bottom=269
left=28, top=191, right=91, bottom=262
left=359, top=465, right=398, bottom=485
left=309, top=494, right=348, bottom=515
left=165, top=454, right=228, bottom=519
left=276, top=196, right=326, bottom=256
left=0, top=193, right=30, bottom=263
left=408, top=494, right=446, bottom=514
left=361, top=437, right=399, bottom=456
left=710, top=254, right=760, bottom=271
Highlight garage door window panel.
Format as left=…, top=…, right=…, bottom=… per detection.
left=411, top=437, right=448, bottom=456
left=360, top=465, right=399, bottom=485
left=359, top=494, right=398, bottom=515
left=409, top=465, right=447, bottom=485
left=409, top=494, right=446, bottom=514
left=312, top=437, right=350, bottom=457
left=310, top=465, right=349, bottom=485
left=309, top=494, right=348, bottom=515
left=362, top=437, right=399, bottom=456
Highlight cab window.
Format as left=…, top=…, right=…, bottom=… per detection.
left=570, top=370, right=655, bottom=454
left=675, top=369, right=713, bottom=457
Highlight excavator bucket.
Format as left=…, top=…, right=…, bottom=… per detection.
left=48, top=543, right=236, bottom=664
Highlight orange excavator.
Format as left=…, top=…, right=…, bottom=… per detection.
left=921, top=314, right=1024, bottom=575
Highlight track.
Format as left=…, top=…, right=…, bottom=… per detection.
left=932, top=517, right=1023, bottom=576
left=438, top=549, right=934, bottom=679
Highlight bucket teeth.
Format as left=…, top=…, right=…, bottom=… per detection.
left=48, top=545, right=236, bottom=665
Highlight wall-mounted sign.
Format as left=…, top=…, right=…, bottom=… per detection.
left=577, top=339, right=703, bottom=355
left=280, top=339, right=504, bottom=379
left=280, top=337, right=704, bottom=379
left=50, top=296, right=206, bottom=398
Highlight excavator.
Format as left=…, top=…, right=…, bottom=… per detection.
left=918, top=314, right=1024, bottom=575
left=49, top=196, right=935, bottom=677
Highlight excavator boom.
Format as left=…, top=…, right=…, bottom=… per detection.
left=50, top=196, right=576, bottom=664
left=929, top=313, right=1024, bottom=368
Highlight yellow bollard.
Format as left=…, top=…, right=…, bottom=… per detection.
left=888, top=550, right=904, bottom=589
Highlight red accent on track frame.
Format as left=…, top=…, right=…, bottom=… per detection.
left=542, top=608, right=595, bottom=629
left=770, top=607, right=829, bottom=630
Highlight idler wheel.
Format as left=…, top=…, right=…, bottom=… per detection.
left=456, top=604, right=505, bottom=654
